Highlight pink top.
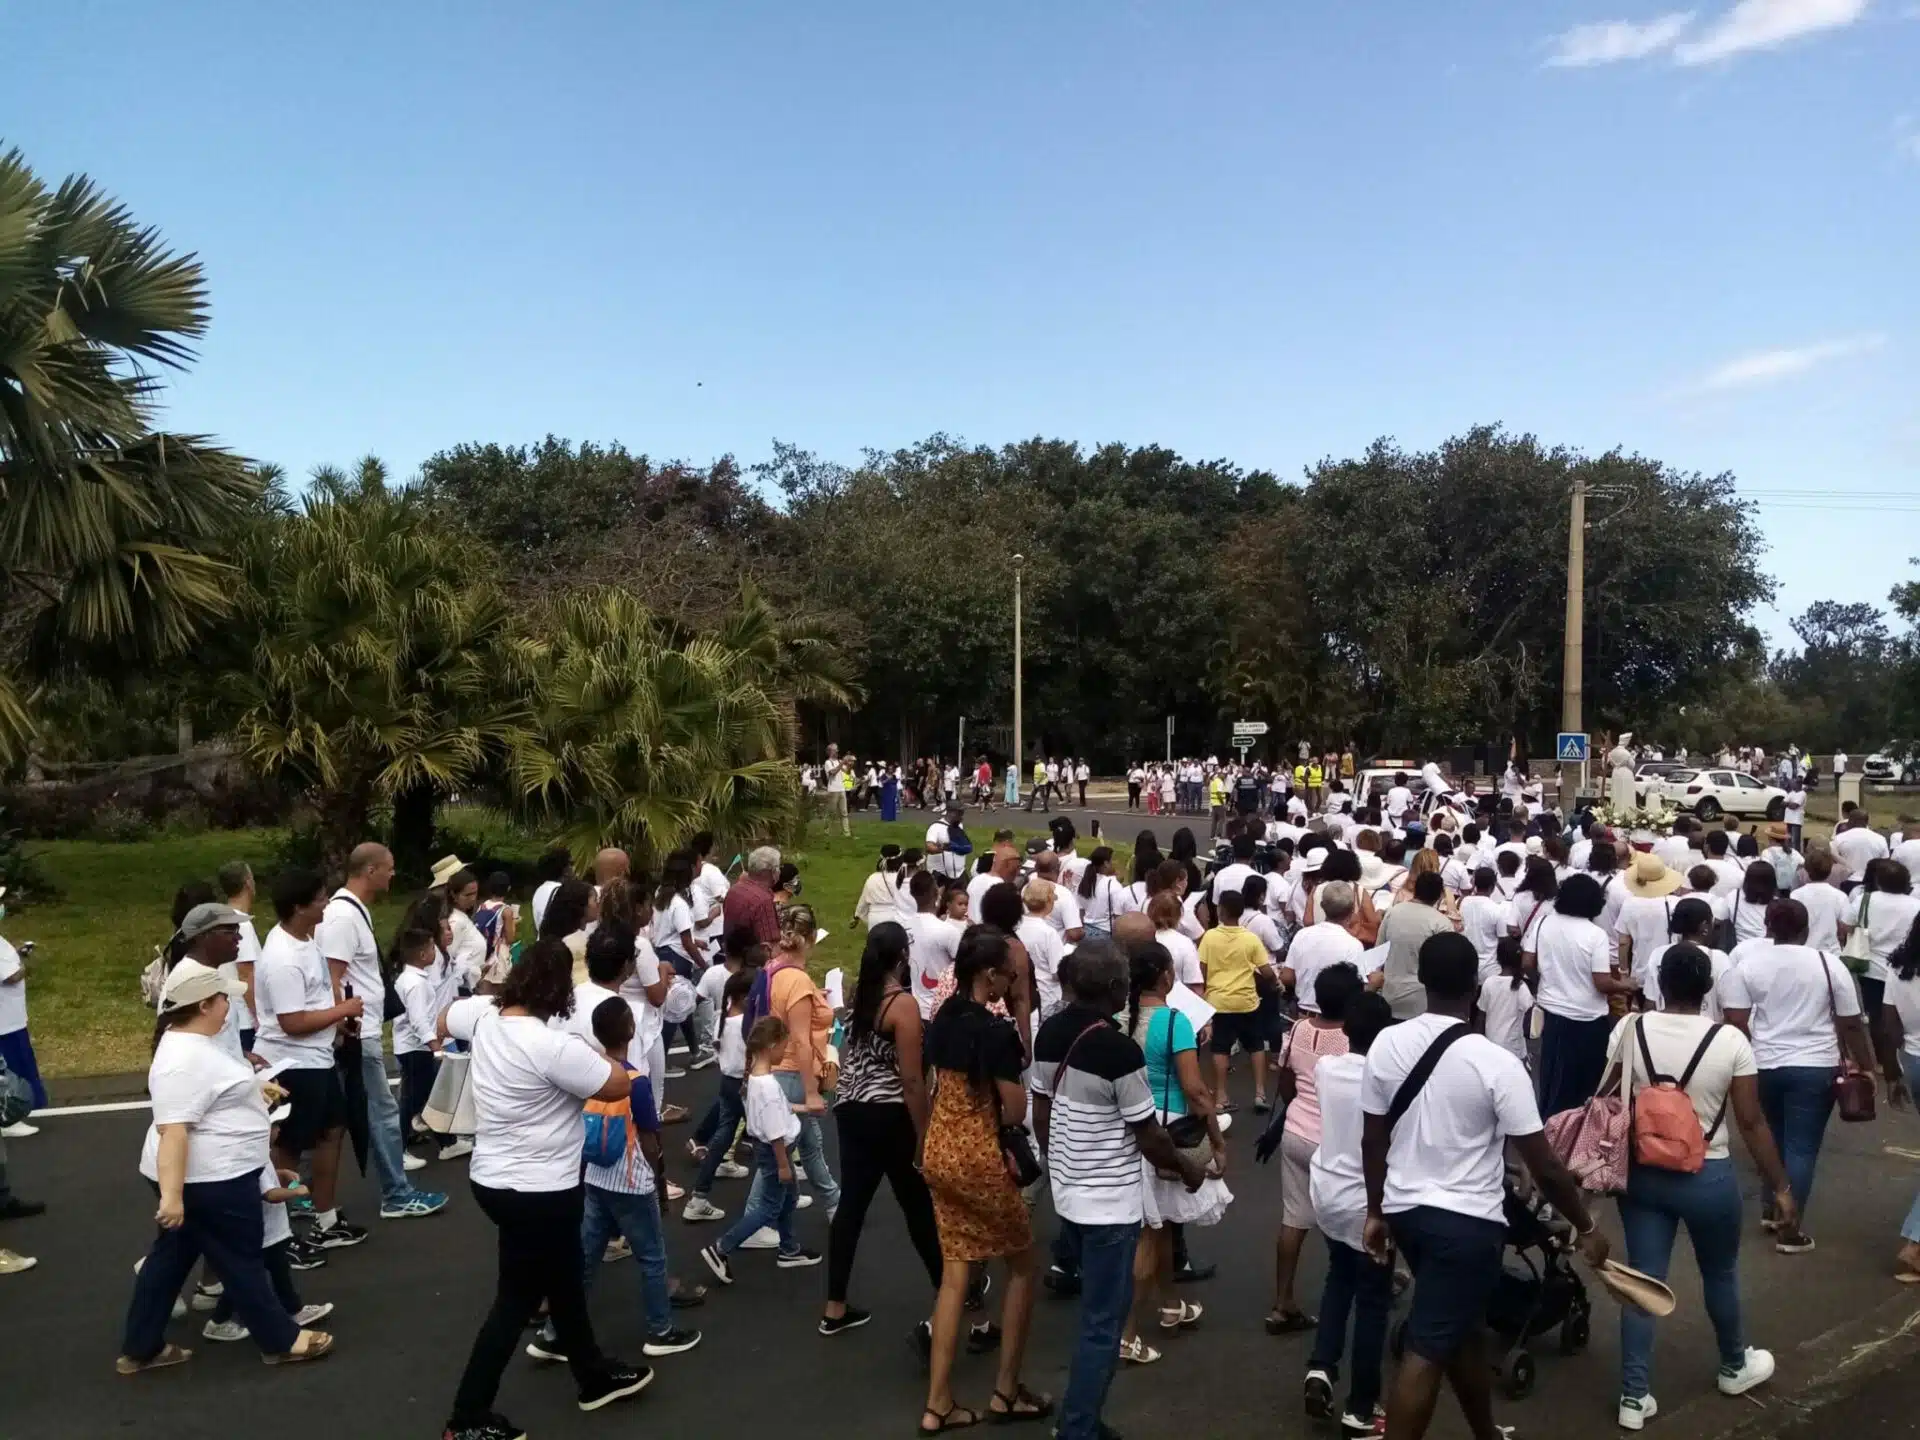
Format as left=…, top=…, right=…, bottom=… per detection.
left=1280, top=1020, right=1350, bottom=1144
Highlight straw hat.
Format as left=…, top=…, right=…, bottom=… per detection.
left=1623, top=852, right=1682, bottom=899
left=1763, top=821, right=1789, bottom=845
left=1598, top=1259, right=1676, bottom=1317
left=430, top=854, right=469, bottom=888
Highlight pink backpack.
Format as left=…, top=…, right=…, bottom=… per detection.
left=1544, top=1059, right=1630, bottom=1195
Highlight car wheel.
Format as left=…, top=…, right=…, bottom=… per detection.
left=1766, top=797, right=1785, bottom=821
left=1696, top=798, right=1722, bottom=821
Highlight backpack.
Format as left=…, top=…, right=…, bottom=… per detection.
left=1630, top=1019, right=1724, bottom=1175
left=140, top=943, right=169, bottom=1007
left=583, top=1065, right=639, bottom=1172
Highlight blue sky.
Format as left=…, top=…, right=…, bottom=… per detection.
left=8, top=0, right=1916, bottom=645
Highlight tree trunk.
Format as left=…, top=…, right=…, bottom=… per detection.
left=389, top=781, right=438, bottom=886
left=314, top=782, right=374, bottom=880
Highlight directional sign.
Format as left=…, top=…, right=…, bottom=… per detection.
left=1556, top=732, right=1589, bottom=763
left=1233, top=721, right=1269, bottom=737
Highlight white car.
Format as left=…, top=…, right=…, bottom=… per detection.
left=1648, top=768, right=1786, bottom=821
left=1864, top=750, right=1920, bottom=785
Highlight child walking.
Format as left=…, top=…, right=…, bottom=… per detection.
left=391, top=928, right=452, bottom=1166
left=203, top=1131, right=333, bottom=1341
left=683, top=968, right=756, bottom=1221
left=697, top=1016, right=819, bottom=1281
left=528, top=998, right=701, bottom=1362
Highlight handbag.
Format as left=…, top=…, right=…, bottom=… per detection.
left=420, top=1050, right=474, bottom=1136
left=1820, top=951, right=1877, bottom=1123
left=1842, top=892, right=1875, bottom=977
left=1154, top=1007, right=1213, bottom=1179
left=1544, top=1039, right=1631, bottom=1194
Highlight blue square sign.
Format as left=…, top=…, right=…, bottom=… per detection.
left=1556, top=732, right=1589, bottom=762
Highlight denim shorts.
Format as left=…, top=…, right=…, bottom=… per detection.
left=1388, top=1205, right=1506, bottom=1363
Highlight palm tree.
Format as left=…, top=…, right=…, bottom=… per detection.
left=0, top=146, right=257, bottom=765
left=708, top=578, right=862, bottom=752
left=226, top=460, right=536, bottom=871
left=512, top=586, right=799, bottom=867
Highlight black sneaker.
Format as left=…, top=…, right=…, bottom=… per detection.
left=967, top=1320, right=1002, bottom=1355
left=578, top=1363, right=653, bottom=1411
left=313, top=1217, right=369, bottom=1250
left=1304, top=1368, right=1336, bottom=1419
left=699, top=1244, right=733, bottom=1285
left=776, top=1247, right=822, bottom=1269
left=0, top=1198, right=47, bottom=1222
left=819, top=1307, right=872, bottom=1337
left=909, top=1320, right=933, bottom=1367
left=442, top=1414, right=527, bottom=1440
left=1044, top=1265, right=1081, bottom=1296
left=524, top=1326, right=567, bottom=1364
left=965, top=1268, right=993, bottom=1310
left=285, top=1238, right=329, bottom=1271
left=642, top=1327, right=701, bottom=1357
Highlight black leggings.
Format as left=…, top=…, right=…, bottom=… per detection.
left=450, top=1182, right=607, bottom=1427
left=828, top=1101, right=943, bottom=1303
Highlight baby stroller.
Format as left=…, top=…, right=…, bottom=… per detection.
left=1390, top=1182, right=1593, bottom=1400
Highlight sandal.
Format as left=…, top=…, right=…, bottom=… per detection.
left=660, top=1104, right=690, bottom=1125
left=988, top=1384, right=1054, bottom=1422
left=263, top=1329, right=334, bottom=1365
left=1264, top=1308, right=1318, bottom=1335
left=919, top=1405, right=981, bottom=1434
left=1118, top=1336, right=1162, bottom=1365
left=1896, top=1269, right=1920, bottom=1285
left=116, top=1343, right=192, bottom=1375
left=1159, top=1300, right=1204, bottom=1329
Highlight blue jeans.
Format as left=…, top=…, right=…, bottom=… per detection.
left=742, top=1071, right=840, bottom=1215
left=1309, top=1239, right=1394, bottom=1418
left=1618, top=1158, right=1745, bottom=1399
left=1055, top=1219, right=1140, bottom=1440
left=580, top=1183, right=672, bottom=1337
left=1756, top=1065, right=1835, bottom=1218
left=715, top=1140, right=799, bottom=1257
left=692, top=1075, right=745, bottom=1197
left=361, top=1046, right=412, bottom=1205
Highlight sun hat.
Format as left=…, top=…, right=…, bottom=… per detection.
left=430, top=854, right=468, bottom=888
left=1598, top=1259, right=1676, bottom=1317
left=1763, top=822, right=1789, bottom=845
left=178, top=903, right=246, bottom=942
left=1623, top=853, right=1683, bottom=899
left=159, top=957, right=248, bottom=1010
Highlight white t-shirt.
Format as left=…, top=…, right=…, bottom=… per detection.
left=1081, top=874, right=1127, bottom=930
left=925, top=822, right=966, bottom=881
left=0, top=936, right=26, bottom=1035
left=444, top=996, right=614, bottom=1191
left=1286, top=921, right=1364, bottom=1013
left=1892, top=838, right=1920, bottom=880
left=1017, top=914, right=1067, bottom=1015
left=531, top=879, right=561, bottom=934
left=1477, top=974, right=1535, bottom=1060
left=1792, top=881, right=1851, bottom=953
left=139, top=1030, right=272, bottom=1185
left=1042, top=880, right=1082, bottom=939
left=318, top=891, right=384, bottom=1045
left=1604, top=1012, right=1756, bottom=1162
left=1360, top=1014, right=1543, bottom=1225
left=1059, top=851, right=1090, bottom=890
left=1652, top=837, right=1694, bottom=874
left=1245, top=911, right=1285, bottom=961
left=1784, top=789, right=1807, bottom=825
left=1505, top=893, right=1553, bottom=951
left=1616, top=895, right=1678, bottom=991
left=697, top=962, right=730, bottom=1016
left=1717, top=943, right=1860, bottom=1069
left=1702, top=856, right=1743, bottom=898
left=1385, top=785, right=1413, bottom=821
left=1849, top=889, right=1920, bottom=985
left=1156, top=928, right=1204, bottom=988
left=251, top=925, right=336, bottom=1069
left=229, top=915, right=261, bottom=1031
left=910, top=913, right=965, bottom=1017
left=1832, top=826, right=1890, bottom=880
left=966, top=871, right=1005, bottom=923
left=562, top=979, right=622, bottom=1052
left=716, top=1013, right=747, bottom=1077
left=392, top=965, right=442, bottom=1055
left=1886, top=971, right=1920, bottom=1059
left=1309, top=1052, right=1369, bottom=1251
left=1533, top=913, right=1613, bottom=1022
left=1461, top=895, right=1506, bottom=980
left=1642, top=942, right=1732, bottom=1019
left=617, top=939, right=666, bottom=1059
left=651, top=895, right=697, bottom=956
left=745, top=1070, right=800, bottom=1144
left=1209, top=862, right=1256, bottom=909
left=693, top=861, right=731, bottom=945
left=855, top=871, right=903, bottom=934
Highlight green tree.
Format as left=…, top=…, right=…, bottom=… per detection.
left=0, top=146, right=257, bottom=764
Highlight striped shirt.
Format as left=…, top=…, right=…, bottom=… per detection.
left=1029, top=1007, right=1156, bottom=1225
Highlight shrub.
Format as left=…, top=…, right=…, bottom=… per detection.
left=0, top=810, right=58, bottom=903
left=88, top=805, right=156, bottom=843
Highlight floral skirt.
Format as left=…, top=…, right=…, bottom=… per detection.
left=920, top=1070, right=1031, bottom=1262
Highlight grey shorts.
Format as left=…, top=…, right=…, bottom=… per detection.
left=1281, top=1129, right=1318, bottom=1230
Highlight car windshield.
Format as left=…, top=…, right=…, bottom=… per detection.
left=1669, top=769, right=1699, bottom=783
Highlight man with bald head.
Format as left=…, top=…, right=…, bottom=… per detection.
left=593, top=847, right=630, bottom=888
left=966, top=842, right=1022, bottom=921
left=1031, top=851, right=1085, bottom=946
left=320, top=841, right=448, bottom=1230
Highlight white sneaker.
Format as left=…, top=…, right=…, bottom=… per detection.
left=202, top=1319, right=250, bottom=1343
left=715, top=1161, right=750, bottom=1180
left=739, top=1227, right=781, bottom=1250
left=190, top=1282, right=223, bottom=1311
left=0, top=1122, right=39, bottom=1138
left=402, top=1152, right=427, bottom=1172
left=293, top=1302, right=334, bottom=1326
left=682, top=1197, right=726, bottom=1223
left=1718, top=1348, right=1775, bottom=1396
left=1617, top=1394, right=1657, bottom=1431
left=796, top=1194, right=814, bottom=1210
left=0, top=1249, right=36, bottom=1275
left=438, top=1138, right=474, bottom=1160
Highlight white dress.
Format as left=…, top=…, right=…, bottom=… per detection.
left=1607, top=746, right=1636, bottom=813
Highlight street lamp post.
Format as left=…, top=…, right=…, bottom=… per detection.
left=1013, top=554, right=1024, bottom=802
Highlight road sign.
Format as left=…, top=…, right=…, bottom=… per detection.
left=1233, top=721, right=1269, bottom=737
left=1556, top=732, right=1589, bottom=763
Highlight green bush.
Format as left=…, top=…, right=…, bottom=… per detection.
left=0, top=809, right=58, bottom=902
left=87, top=805, right=155, bottom=843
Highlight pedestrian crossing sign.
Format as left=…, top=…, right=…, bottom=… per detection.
left=1556, top=732, right=1589, bottom=762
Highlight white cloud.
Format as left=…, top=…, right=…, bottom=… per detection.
left=1545, top=12, right=1696, bottom=65
left=1683, top=334, right=1887, bottom=394
left=1672, top=0, right=1871, bottom=64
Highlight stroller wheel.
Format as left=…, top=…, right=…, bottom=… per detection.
left=1560, top=1309, right=1591, bottom=1355
left=1506, top=1351, right=1536, bottom=1400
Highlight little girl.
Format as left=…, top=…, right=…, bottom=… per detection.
left=698, top=1016, right=818, bottom=1281
left=1477, top=935, right=1535, bottom=1063
left=684, top=968, right=756, bottom=1219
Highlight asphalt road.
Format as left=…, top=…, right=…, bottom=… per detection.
left=8, top=1056, right=1920, bottom=1440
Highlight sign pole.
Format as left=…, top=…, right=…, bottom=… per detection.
left=1560, top=471, right=1586, bottom=807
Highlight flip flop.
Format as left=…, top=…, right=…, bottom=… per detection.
left=263, top=1330, right=334, bottom=1365
left=1895, top=1269, right=1920, bottom=1285
left=116, top=1343, right=192, bottom=1375
left=660, top=1104, right=690, bottom=1125
left=918, top=1405, right=981, bottom=1434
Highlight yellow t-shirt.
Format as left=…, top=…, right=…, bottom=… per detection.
left=1199, top=924, right=1266, bottom=1014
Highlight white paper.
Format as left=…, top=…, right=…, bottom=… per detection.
left=824, top=966, right=845, bottom=1010
left=1166, top=981, right=1215, bottom=1032
left=1357, top=943, right=1389, bottom=978
left=815, top=928, right=831, bottom=945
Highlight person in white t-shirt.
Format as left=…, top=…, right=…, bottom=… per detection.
left=1830, top=811, right=1889, bottom=884
left=925, top=802, right=971, bottom=882
left=1533, top=875, right=1639, bottom=1116
left=1601, top=943, right=1793, bottom=1424
left=1031, top=852, right=1083, bottom=944
left=439, top=940, right=649, bottom=1435
left=1477, top=937, right=1535, bottom=1061
left=1874, top=937, right=1920, bottom=1281
left=1460, top=868, right=1509, bottom=983
left=1718, top=899, right=1877, bottom=1254
left=1282, top=883, right=1366, bottom=1014
left=216, top=859, right=264, bottom=1057
left=1359, top=933, right=1607, bottom=1440
left=1617, top=855, right=1684, bottom=996
left=1017, top=882, right=1068, bottom=1018
left=392, top=927, right=459, bottom=1168
left=906, top=873, right=966, bottom=1018
left=1147, top=894, right=1205, bottom=993
left=1841, top=859, right=1920, bottom=1018
left=530, top=845, right=574, bottom=935
left=1791, top=850, right=1851, bottom=953
left=1642, top=898, right=1732, bottom=1018
left=1782, top=781, right=1808, bottom=851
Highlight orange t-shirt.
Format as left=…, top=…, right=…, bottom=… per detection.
left=769, top=963, right=832, bottom=1078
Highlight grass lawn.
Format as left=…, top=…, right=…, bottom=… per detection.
left=7, top=815, right=1129, bottom=1081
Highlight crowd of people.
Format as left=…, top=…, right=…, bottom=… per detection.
left=7, top=747, right=1920, bottom=1438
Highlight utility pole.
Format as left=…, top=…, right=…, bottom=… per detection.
left=1013, top=554, right=1024, bottom=803
left=1560, top=471, right=1586, bottom=807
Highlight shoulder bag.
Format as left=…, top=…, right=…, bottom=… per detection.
left=1154, top=1007, right=1214, bottom=1178
left=1842, top=892, right=1875, bottom=977
left=1821, top=952, right=1876, bottom=1123
left=1004, top=1016, right=1099, bottom=1187
left=1545, top=1028, right=1631, bottom=1194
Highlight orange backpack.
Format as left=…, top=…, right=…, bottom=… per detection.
left=1630, top=1020, right=1724, bottom=1174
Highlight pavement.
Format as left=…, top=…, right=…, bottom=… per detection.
left=12, top=1055, right=1920, bottom=1440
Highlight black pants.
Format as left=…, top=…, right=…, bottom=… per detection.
left=213, top=1237, right=301, bottom=1322
left=123, top=1173, right=299, bottom=1359
left=451, top=1182, right=607, bottom=1426
left=1127, top=783, right=1140, bottom=809
left=398, top=1049, right=436, bottom=1136
left=829, top=1101, right=943, bottom=1303
left=1078, top=780, right=1088, bottom=806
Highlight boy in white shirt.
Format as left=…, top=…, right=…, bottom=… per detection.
left=392, top=928, right=457, bottom=1168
